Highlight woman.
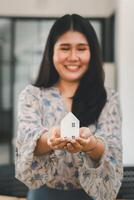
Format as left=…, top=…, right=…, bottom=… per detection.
left=15, top=14, right=123, bottom=200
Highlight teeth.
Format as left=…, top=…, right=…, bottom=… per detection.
left=65, top=66, right=79, bottom=70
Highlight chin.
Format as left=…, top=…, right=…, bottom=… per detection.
left=64, top=77, right=82, bottom=82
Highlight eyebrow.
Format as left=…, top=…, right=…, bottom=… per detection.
left=59, top=43, right=89, bottom=46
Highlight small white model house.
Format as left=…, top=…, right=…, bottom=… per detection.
left=60, top=112, right=80, bottom=139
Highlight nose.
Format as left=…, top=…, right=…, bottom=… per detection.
left=67, top=49, right=79, bottom=61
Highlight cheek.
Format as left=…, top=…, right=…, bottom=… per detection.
left=82, top=52, right=90, bottom=65
left=53, top=52, right=66, bottom=65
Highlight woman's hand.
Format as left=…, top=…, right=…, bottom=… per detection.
left=65, top=127, right=93, bottom=153
left=47, top=127, right=68, bottom=150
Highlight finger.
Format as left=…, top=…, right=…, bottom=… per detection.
left=70, top=140, right=83, bottom=150
left=66, top=143, right=75, bottom=151
left=79, top=127, right=85, bottom=134
left=66, top=143, right=78, bottom=153
left=47, top=127, right=60, bottom=140
left=79, top=127, right=91, bottom=139
left=50, top=137, right=66, bottom=146
left=54, top=141, right=68, bottom=150
left=53, top=127, right=61, bottom=138
left=66, top=143, right=79, bottom=153
left=76, top=137, right=90, bottom=146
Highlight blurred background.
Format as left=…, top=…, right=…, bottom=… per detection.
left=0, top=0, right=134, bottom=199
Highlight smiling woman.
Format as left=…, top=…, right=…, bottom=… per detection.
left=15, top=14, right=123, bottom=200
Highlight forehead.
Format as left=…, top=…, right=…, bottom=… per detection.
left=55, top=31, right=88, bottom=45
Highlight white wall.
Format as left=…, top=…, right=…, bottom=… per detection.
left=103, top=63, right=116, bottom=89
left=0, top=0, right=116, bottom=17
left=116, top=0, right=134, bottom=166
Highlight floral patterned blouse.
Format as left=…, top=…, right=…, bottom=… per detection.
left=15, top=84, right=123, bottom=200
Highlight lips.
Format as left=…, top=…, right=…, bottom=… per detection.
left=64, top=65, right=80, bottom=72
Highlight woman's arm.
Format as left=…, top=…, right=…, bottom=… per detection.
left=78, top=90, right=123, bottom=200
left=15, top=85, right=58, bottom=189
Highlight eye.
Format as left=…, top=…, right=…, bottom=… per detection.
left=78, top=48, right=86, bottom=51
left=60, top=48, right=70, bottom=51
left=59, top=45, right=70, bottom=51
left=77, top=44, right=89, bottom=51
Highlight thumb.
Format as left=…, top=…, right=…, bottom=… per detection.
left=53, top=127, right=60, bottom=138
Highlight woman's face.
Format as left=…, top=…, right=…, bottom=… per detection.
left=53, top=31, right=90, bottom=83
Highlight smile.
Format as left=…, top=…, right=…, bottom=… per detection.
left=64, top=65, right=80, bottom=71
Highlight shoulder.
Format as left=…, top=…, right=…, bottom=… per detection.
left=19, top=84, right=41, bottom=97
left=98, top=87, right=122, bottom=121
left=19, top=85, right=60, bottom=102
left=18, top=85, right=45, bottom=106
left=19, top=84, right=50, bottom=99
left=105, top=87, right=119, bottom=104
left=102, top=87, right=121, bottom=114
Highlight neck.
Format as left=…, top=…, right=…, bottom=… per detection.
left=55, top=80, right=79, bottom=98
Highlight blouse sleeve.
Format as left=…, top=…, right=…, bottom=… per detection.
left=78, top=90, right=123, bottom=200
left=15, top=85, right=58, bottom=189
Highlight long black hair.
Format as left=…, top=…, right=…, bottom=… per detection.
left=34, top=14, right=107, bottom=127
